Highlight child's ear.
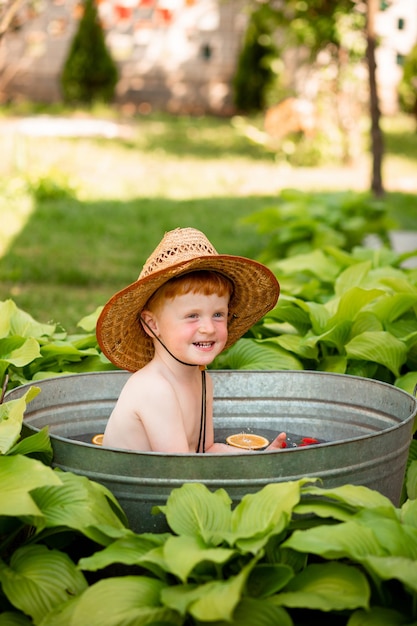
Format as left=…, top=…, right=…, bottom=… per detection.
left=141, top=310, right=159, bottom=337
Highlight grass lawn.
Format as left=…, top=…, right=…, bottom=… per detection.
left=0, top=109, right=416, bottom=332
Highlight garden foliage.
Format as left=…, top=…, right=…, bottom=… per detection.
left=1, top=188, right=417, bottom=623
left=399, top=42, right=417, bottom=125
left=0, top=392, right=417, bottom=625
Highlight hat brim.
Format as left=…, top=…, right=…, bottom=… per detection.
left=96, top=254, right=279, bottom=372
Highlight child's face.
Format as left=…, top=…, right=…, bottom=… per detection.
left=149, top=291, right=229, bottom=366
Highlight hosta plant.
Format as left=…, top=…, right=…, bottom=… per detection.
left=214, top=244, right=417, bottom=394
left=42, top=477, right=417, bottom=625
left=0, top=387, right=129, bottom=625
left=1, top=363, right=416, bottom=625
left=0, top=299, right=115, bottom=394
left=243, top=189, right=395, bottom=260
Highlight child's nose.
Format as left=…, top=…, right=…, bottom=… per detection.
left=200, top=317, right=215, bottom=333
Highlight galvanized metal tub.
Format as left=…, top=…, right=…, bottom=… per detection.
left=7, top=370, right=416, bottom=533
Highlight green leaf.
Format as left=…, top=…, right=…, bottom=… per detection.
left=405, top=460, right=417, bottom=501
left=395, top=371, right=417, bottom=395
left=275, top=250, right=340, bottom=283
left=0, top=300, right=15, bottom=338
left=247, top=563, right=294, bottom=598
left=270, top=298, right=312, bottom=334
left=356, top=509, right=417, bottom=557
left=162, top=561, right=255, bottom=622
left=0, top=337, right=41, bottom=366
left=363, top=555, right=417, bottom=592
left=334, top=261, right=372, bottom=296
left=162, top=483, right=232, bottom=543
left=369, top=292, right=417, bottom=323
left=318, top=354, right=347, bottom=373
left=273, top=562, right=370, bottom=611
left=0, top=387, right=40, bottom=454
left=77, top=307, right=103, bottom=332
left=0, top=544, right=87, bottom=624
left=294, top=498, right=356, bottom=522
left=345, top=331, right=407, bottom=377
left=8, top=428, right=53, bottom=465
left=79, top=533, right=169, bottom=573
left=283, top=521, right=384, bottom=560
left=332, top=287, right=385, bottom=323
left=216, top=338, right=303, bottom=370
left=0, top=455, right=61, bottom=517
left=0, top=613, right=33, bottom=626
left=206, top=597, right=293, bottom=626
left=31, top=471, right=129, bottom=542
left=38, top=596, right=79, bottom=626
left=162, top=535, right=236, bottom=582
left=298, top=301, right=330, bottom=334
left=276, top=334, right=318, bottom=360
left=230, top=482, right=302, bottom=552
left=303, top=484, right=395, bottom=511
left=401, top=497, right=417, bottom=528
left=69, top=576, right=181, bottom=626
left=308, top=320, right=352, bottom=352
left=351, top=312, right=384, bottom=336
left=7, top=300, right=55, bottom=338
left=348, top=606, right=413, bottom=625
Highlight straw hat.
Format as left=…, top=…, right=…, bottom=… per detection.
left=96, top=228, right=280, bottom=371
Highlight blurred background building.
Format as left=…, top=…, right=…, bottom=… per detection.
left=0, top=0, right=416, bottom=115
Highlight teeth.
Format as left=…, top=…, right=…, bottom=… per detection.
left=195, top=342, right=212, bottom=347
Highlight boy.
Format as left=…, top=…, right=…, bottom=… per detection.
left=96, top=227, right=286, bottom=453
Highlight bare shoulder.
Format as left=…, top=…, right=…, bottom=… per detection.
left=118, top=365, right=179, bottom=416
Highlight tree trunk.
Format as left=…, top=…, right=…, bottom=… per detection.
left=366, top=0, right=385, bottom=196
left=0, top=0, right=25, bottom=41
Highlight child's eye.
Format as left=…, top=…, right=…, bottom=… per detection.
left=214, top=311, right=226, bottom=318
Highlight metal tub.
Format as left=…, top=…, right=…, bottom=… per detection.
left=7, top=370, right=416, bottom=533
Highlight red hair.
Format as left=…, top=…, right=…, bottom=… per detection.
left=145, top=270, right=233, bottom=314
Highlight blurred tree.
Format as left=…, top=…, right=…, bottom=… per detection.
left=398, top=42, right=417, bottom=128
left=234, top=0, right=385, bottom=195
left=233, top=3, right=278, bottom=112
left=0, top=0, right=24, bottom=41
left=61, top=0, right=118, bottom=105
left=366, top=0, right=384, bottom=196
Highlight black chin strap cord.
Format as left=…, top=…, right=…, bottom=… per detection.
left=196, top=367, right=206, bottom=454
left=140, top=317, right=207, bottom=453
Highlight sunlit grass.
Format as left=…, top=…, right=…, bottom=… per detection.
left=0, top=109, right=416, bottom=331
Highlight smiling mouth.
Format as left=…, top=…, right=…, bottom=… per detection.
left=194, top=341, right=215, bottom=348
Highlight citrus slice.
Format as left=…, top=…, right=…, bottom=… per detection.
left=226, top=433, right=269, bottom=450
left=92, top=433, right=104, bottom=446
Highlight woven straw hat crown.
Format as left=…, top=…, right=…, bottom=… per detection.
left=96, top=228, right=280, bottom=372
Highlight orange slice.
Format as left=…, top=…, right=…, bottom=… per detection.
left=92, top=433, right=104, bottom=446
left=226, top=433, right=269, bottom=450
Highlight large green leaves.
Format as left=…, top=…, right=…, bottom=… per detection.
left=162, top=561, right=255, bottom=622
left=0, top=300, right=113, bottom=390
left=157, top=483, right=232, bottom=543
left=29, top=470, right=129, bottom=543
left=0, top=386, right=40, bottom=453
left=0, top=544, right=87, bottom=625
left=162, top=535, right=236, bottom=582
left=230, top=482, right=302, bottom=552
left=272, top=562, right=370, bottom=611
left=348, top=606, right=416, bottom=625
left=345, top=331, right=407, bottom=377
left=41, top=576, right=182, bottom=626
left=0, top=455, right=62, bottom=517
left=213, top=337, right=303, bottom=370
left=213, top=243, right=417, bottom=385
